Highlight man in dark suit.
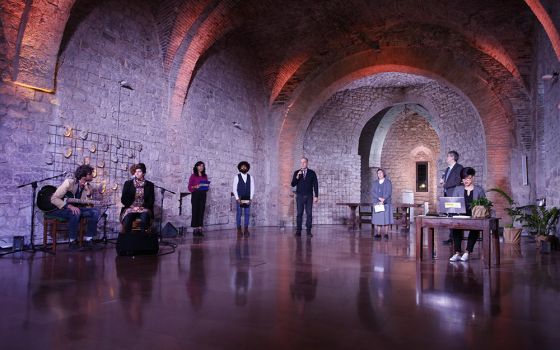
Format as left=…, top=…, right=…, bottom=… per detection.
left=291, top=157, right=319, bottom=237
left=440, top=150, right=463, bottom=244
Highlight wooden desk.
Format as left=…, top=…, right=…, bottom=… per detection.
left=336, top=203, right=373, bottom=230
left=415, top=216, right=500, bottom=268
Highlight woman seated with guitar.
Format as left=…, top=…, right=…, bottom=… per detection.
left=121, top=163, right=155, bottom=235
left=50, top=164, right=100, bottom=250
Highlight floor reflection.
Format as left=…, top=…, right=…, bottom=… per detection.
left=1, top=229, right=560, bottom=349
left=415, top=261, right=502, bottom=333
left=290, top=237, right=317, bottom=308
left=230, top=235, right=252, bottom=306
left=185, top=237, right=207, bottom=309
left=116, top=255, right=159, bottom=327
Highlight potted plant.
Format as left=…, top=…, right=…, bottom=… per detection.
left=521, top=206, right=560, bottom=252
left=470, top=197, right=493, bottom=218
left=487, top=188, right=523, bottom=244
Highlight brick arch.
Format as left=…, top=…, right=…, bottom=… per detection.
left=277, top=48, right=512, bottom=222
left=271, top=20, right=530, bottom=108
left=524, top=0, right=560, bottom=60
left=11, top=0, right=76, bottom=92
left=168, top=0, right=238, bottom=120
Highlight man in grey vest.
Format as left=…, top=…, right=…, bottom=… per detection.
left=233, top=161, right=255, bottom=237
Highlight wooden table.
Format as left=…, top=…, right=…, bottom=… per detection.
left=336, top=203, right=373, bottom=230
left=415, top=215, right=500, bottom=268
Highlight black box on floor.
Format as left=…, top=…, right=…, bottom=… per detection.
left=116, top=233, right=159, bottom=256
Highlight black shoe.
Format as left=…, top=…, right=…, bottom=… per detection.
left=442, top=239, right=452, bottom=245
left=68, top=241, right=79, bottom=250
left=306, top=231, right=313, bottom=237
left=373, top=234, right=382, bottom=239
left=383, top=234, right=389, bottom=240
left=295, top=231, right=302, bottom=236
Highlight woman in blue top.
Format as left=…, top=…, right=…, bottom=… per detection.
left=372, top=168, right=394, bottom=239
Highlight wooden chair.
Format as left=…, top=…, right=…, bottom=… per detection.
left=43, top=215, right=86, bottom=252
left=391, top=211, right=404, bottom=231
left=358, top=205, right=373, bottom=229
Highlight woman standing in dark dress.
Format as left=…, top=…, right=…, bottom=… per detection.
left=449, top=167, right=486, bottom=262
left=188, top=161, right=209, bottom=237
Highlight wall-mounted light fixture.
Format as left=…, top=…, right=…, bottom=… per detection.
left=232, top=121, right=242, bottom=129
left=542, top=71, right=559, bottom=83
left=119, top=80, right=134, bottom=90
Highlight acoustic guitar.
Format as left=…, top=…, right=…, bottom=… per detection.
left=37, top=185, right=105, bottom=213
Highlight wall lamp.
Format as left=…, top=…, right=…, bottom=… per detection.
left=542, top=71, right=559, bottom=83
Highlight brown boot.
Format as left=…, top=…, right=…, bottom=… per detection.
left=237, top=226, right=243, bottom=236
left=244, top=226, right=250, bottom=237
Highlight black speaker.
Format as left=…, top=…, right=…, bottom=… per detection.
left=161, top=222, right=178, bottom=238
left=116, top=233, right=159, bottom=256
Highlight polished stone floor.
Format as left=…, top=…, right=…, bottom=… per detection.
left=1, top=226, right=559, bottom=350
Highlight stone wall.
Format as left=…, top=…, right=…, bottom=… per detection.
left=0, top=0, right=267, bottom=244
left=303, top=76, right=486, bottom=225
left=168, top=38, right=267, bottom=229
left=533, top=0, right=560, bottom=211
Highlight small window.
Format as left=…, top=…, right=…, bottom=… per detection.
left=416, top=162, right=428, bottom=192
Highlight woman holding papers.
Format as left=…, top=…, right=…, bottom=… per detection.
left=449, top=167, right=486, bottom=262
left=371, top=168, right=394, bottom=239
left=188, top=161, right=210, bottom=236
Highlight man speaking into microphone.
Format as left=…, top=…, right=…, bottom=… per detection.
left=291, top=157, right=319, bottom=237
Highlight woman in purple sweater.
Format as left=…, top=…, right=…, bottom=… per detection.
left=188, top=161, right=209, bottom=236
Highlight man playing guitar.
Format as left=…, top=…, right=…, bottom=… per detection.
left=49, top=165, right=100, bottom=250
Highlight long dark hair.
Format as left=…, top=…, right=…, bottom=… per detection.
left=193, top=161, right=206, bottom=176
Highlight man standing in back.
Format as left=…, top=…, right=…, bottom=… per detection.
left=440, top=150, right=463, bottom=244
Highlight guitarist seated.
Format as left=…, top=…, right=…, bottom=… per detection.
left=120, top=163, right=154, bottom=235
left=50, top=165, right=100, bottom=250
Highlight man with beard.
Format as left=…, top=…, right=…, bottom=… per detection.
left=232, top=161, right=255, bottom=236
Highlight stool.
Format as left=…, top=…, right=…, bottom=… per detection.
left=43, top=215, right=86, bottom=252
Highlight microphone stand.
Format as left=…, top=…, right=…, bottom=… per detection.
left=155, top=184, right=177, bottom=248
left=1, top=172, right=67, bottom=257
left=179, top=192, right=191, bottom=216
left=97, top=205, right=114, bottom=245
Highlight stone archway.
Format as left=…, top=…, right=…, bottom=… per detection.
left=277, top=50, right=512, bottom=223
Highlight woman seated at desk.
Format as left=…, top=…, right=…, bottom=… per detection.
left=449, top=167, right=485, bottom=262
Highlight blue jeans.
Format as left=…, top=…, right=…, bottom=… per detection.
left=49, top=207, right=100, bottom=240
left=236, top=202, right=250, bottom=227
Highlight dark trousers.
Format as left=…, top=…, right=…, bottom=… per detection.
left=49, top=207, right=99, bottom=240
left=452, top=230, right=480, bottom=253
left=236, top=202, right=250, bottom=227
left=296, top=194, right=313, bottom=232
left=122, top=211, right=151, bottom=234
left=191, top=191, right=207, bottom=227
